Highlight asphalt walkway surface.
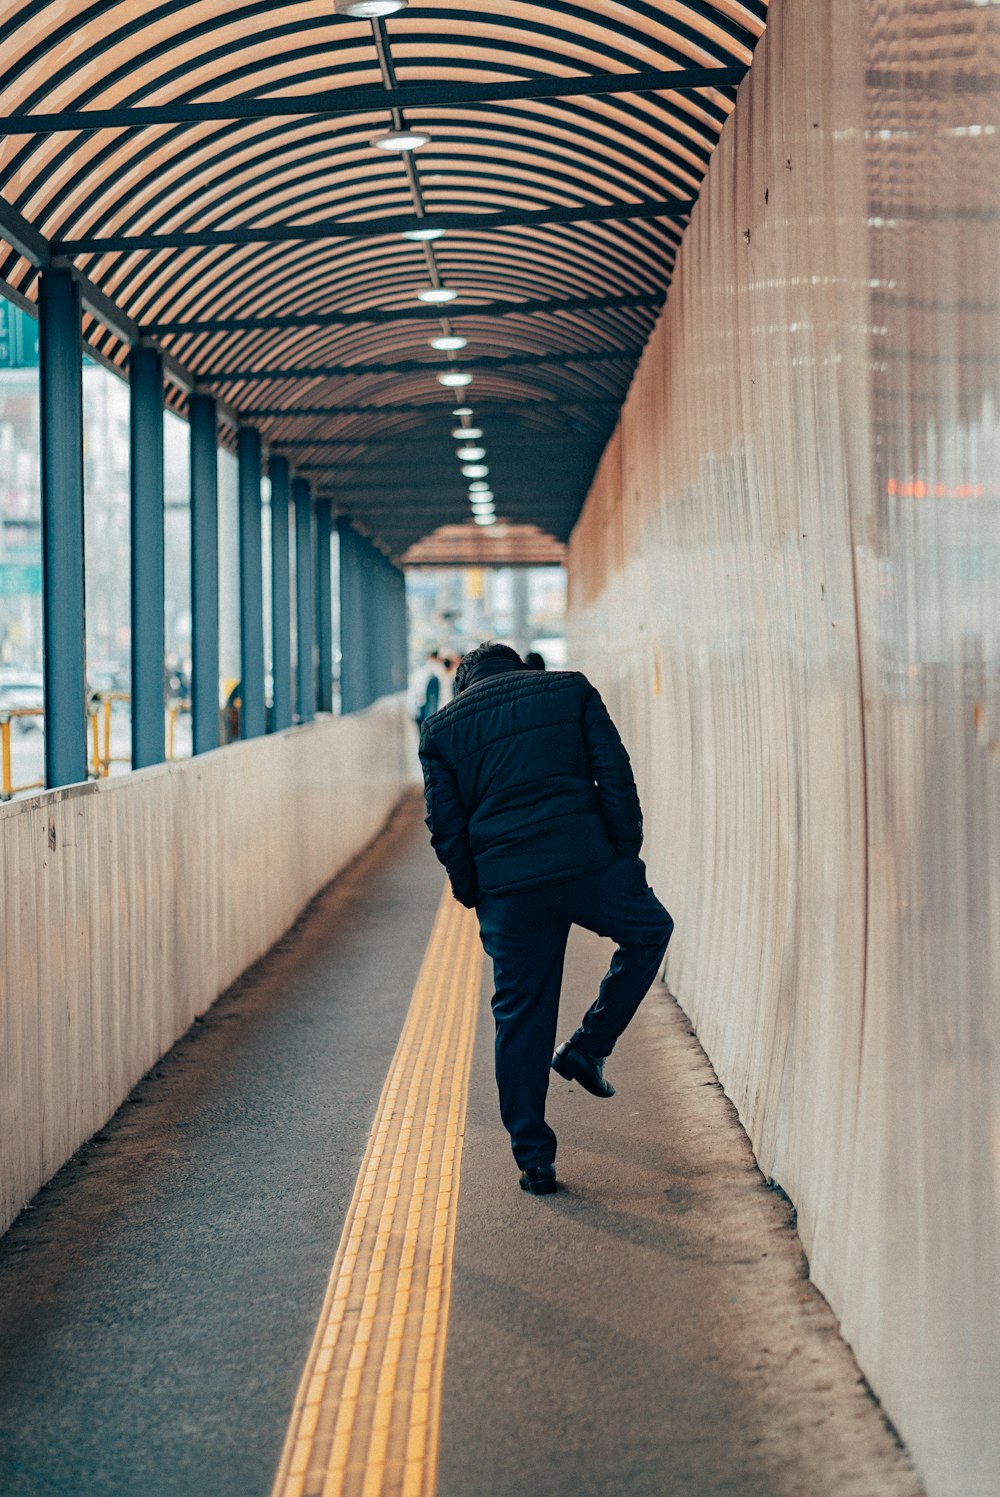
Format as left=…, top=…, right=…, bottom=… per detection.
left=0, top=794, right=923, bottom=1497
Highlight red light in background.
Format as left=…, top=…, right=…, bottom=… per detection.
left=886, top=476, right=995, bottom=500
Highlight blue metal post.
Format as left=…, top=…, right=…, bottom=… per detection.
left=400, top=568, right=410, bottom=692
left=391, top=563, right=409, bottom=694
left=357, top=535, right=373, bottom=708
left=386, top=563, right=399, bottom=697
left=38, top=267, right=87, bottom=788
left=237, top=426, right=265, bottom=738
left=269, top=454, right=292, bottom=732
left=315, top=499, right=334, bottom=713
left=367, top=550, right=382, bottom=701
left=336, top=524, right=407, bottom=713
left=293, top=476, right=315, bottom=723
left=371, top=550, right=389, bottom=700
left=189, top=392, right=219, bottom=755
left=337, top=519, right=362, bottom=714
left=372, top=546, right=407, bottom=702
left=388, top=557, right=406, bottom=696
left=130, top=345, right=165, bottom=770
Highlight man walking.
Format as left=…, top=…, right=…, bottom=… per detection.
left=419, top=642, right=673, bottom=1195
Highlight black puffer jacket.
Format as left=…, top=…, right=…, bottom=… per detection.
left=419, top=658, right=643, bottom=908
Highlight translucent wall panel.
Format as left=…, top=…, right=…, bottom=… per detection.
left=0, top=296, right=43, bottom=796
left=566, top=3, right=998, bottom=1494
left=260, top=472, right=272, bottom=715
left=329, top=524, right=340, bottom=714
left=83, top=363, right=130, bottom=693
left=217, top=447, right=240, bottom=695
left=82, top=361, right=130, bottom=777
left=164, top=408, right=190, bottom=758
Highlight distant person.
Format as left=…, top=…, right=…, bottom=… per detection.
left=408, top=650, right=442, bottom=728
left=419, top=641, right=673, bottom=1196
left=222, top=678, right=241, bottom=743
left=524, top=651, right=546, bottom=671
left=438, top=653, right=458, bottom=706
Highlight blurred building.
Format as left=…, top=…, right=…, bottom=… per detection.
left=406, top=566, right=567, bottom=671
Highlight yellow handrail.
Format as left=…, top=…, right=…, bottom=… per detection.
left=0, top=708, right=45, bottom=801
left=166, top=698, right=190, bottom=760
left=87, top=691, right=131, bottom=779
left=3, top=693, right=193, bottom=802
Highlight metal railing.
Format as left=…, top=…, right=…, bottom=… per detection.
left=166, top=698, right=190, bottom=761
left=88, top=691, right=131, bottom=779
left=0, top=707, right=45, bottom=800
left=1, top=694, right=193, bottom=801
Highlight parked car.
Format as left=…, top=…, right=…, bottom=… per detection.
left=0, top=674, right=44, bottom=732
left=88, top=662, right=128, bottom=697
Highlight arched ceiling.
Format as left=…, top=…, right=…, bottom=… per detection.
left=0, top=0, right=766, bottom=558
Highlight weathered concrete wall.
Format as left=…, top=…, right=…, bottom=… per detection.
left=0, top=699, right=418, bottom=1236
left=567, top=3, right=1000, bottom=1494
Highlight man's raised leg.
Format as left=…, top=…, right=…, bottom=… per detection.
left=562, top=857, right=673, bottom=1060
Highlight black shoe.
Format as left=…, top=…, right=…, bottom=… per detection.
left=551, top=1041, right=615, bottom=1098
left=519, top=1163, right=558, bottom=1195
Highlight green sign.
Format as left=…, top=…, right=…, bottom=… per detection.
left=0, top=301, right=40, bottom=369
left=0, top=560, right=42, bottom=596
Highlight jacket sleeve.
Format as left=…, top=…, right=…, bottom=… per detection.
left=580, top=679, right=644, bottom=856
left=419, top=729, right=480, bottom=908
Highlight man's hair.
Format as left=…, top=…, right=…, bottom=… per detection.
left=454, top=641, right=524, bottom=695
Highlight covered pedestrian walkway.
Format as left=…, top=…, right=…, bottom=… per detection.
left=0, top=796, right=923, bottom=1497
left=1, top=0, right=998, bottom=1495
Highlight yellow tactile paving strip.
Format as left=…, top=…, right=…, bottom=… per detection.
left=271, top=889, right=482, bottom=1497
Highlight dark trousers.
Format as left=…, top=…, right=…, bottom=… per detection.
left=476, top=857, right=673, bottom=1169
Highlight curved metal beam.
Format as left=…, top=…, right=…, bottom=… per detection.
left=143, top=289, right=663, bottom=336
left=54, top=196, right=695, bottom=255
left=0, top=66, right=744, bottom=134
left=195, top=344, right=646, bottom=381
left=0, top=0, right=765, bottom=554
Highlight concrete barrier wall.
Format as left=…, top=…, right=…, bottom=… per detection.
left=0, top=698, right=418, bottom=1236
left=566, top=4, right=999, bottom=1494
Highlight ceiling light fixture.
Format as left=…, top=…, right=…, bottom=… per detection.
left=372, top=129, right=430, bottom=153
left=401, top=226, right=445, bottom=241
left=468, top=480, right=490, bottom=492
left=438, top=371, right=473, bottom=388
left=430, top=335, right=467, bottom=351
left=452, top=426, right=482, bottom=439
left=474, top=513, right=497, bottom=526
left=462, top=463, right=489, bottom=478
left=334, top=0, right=407, bottom=15
left=452, top=406, right=473, bottom=417
left=418, top=287, right=457, bottom=304
left=456, top=446, right=486, bottom=461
